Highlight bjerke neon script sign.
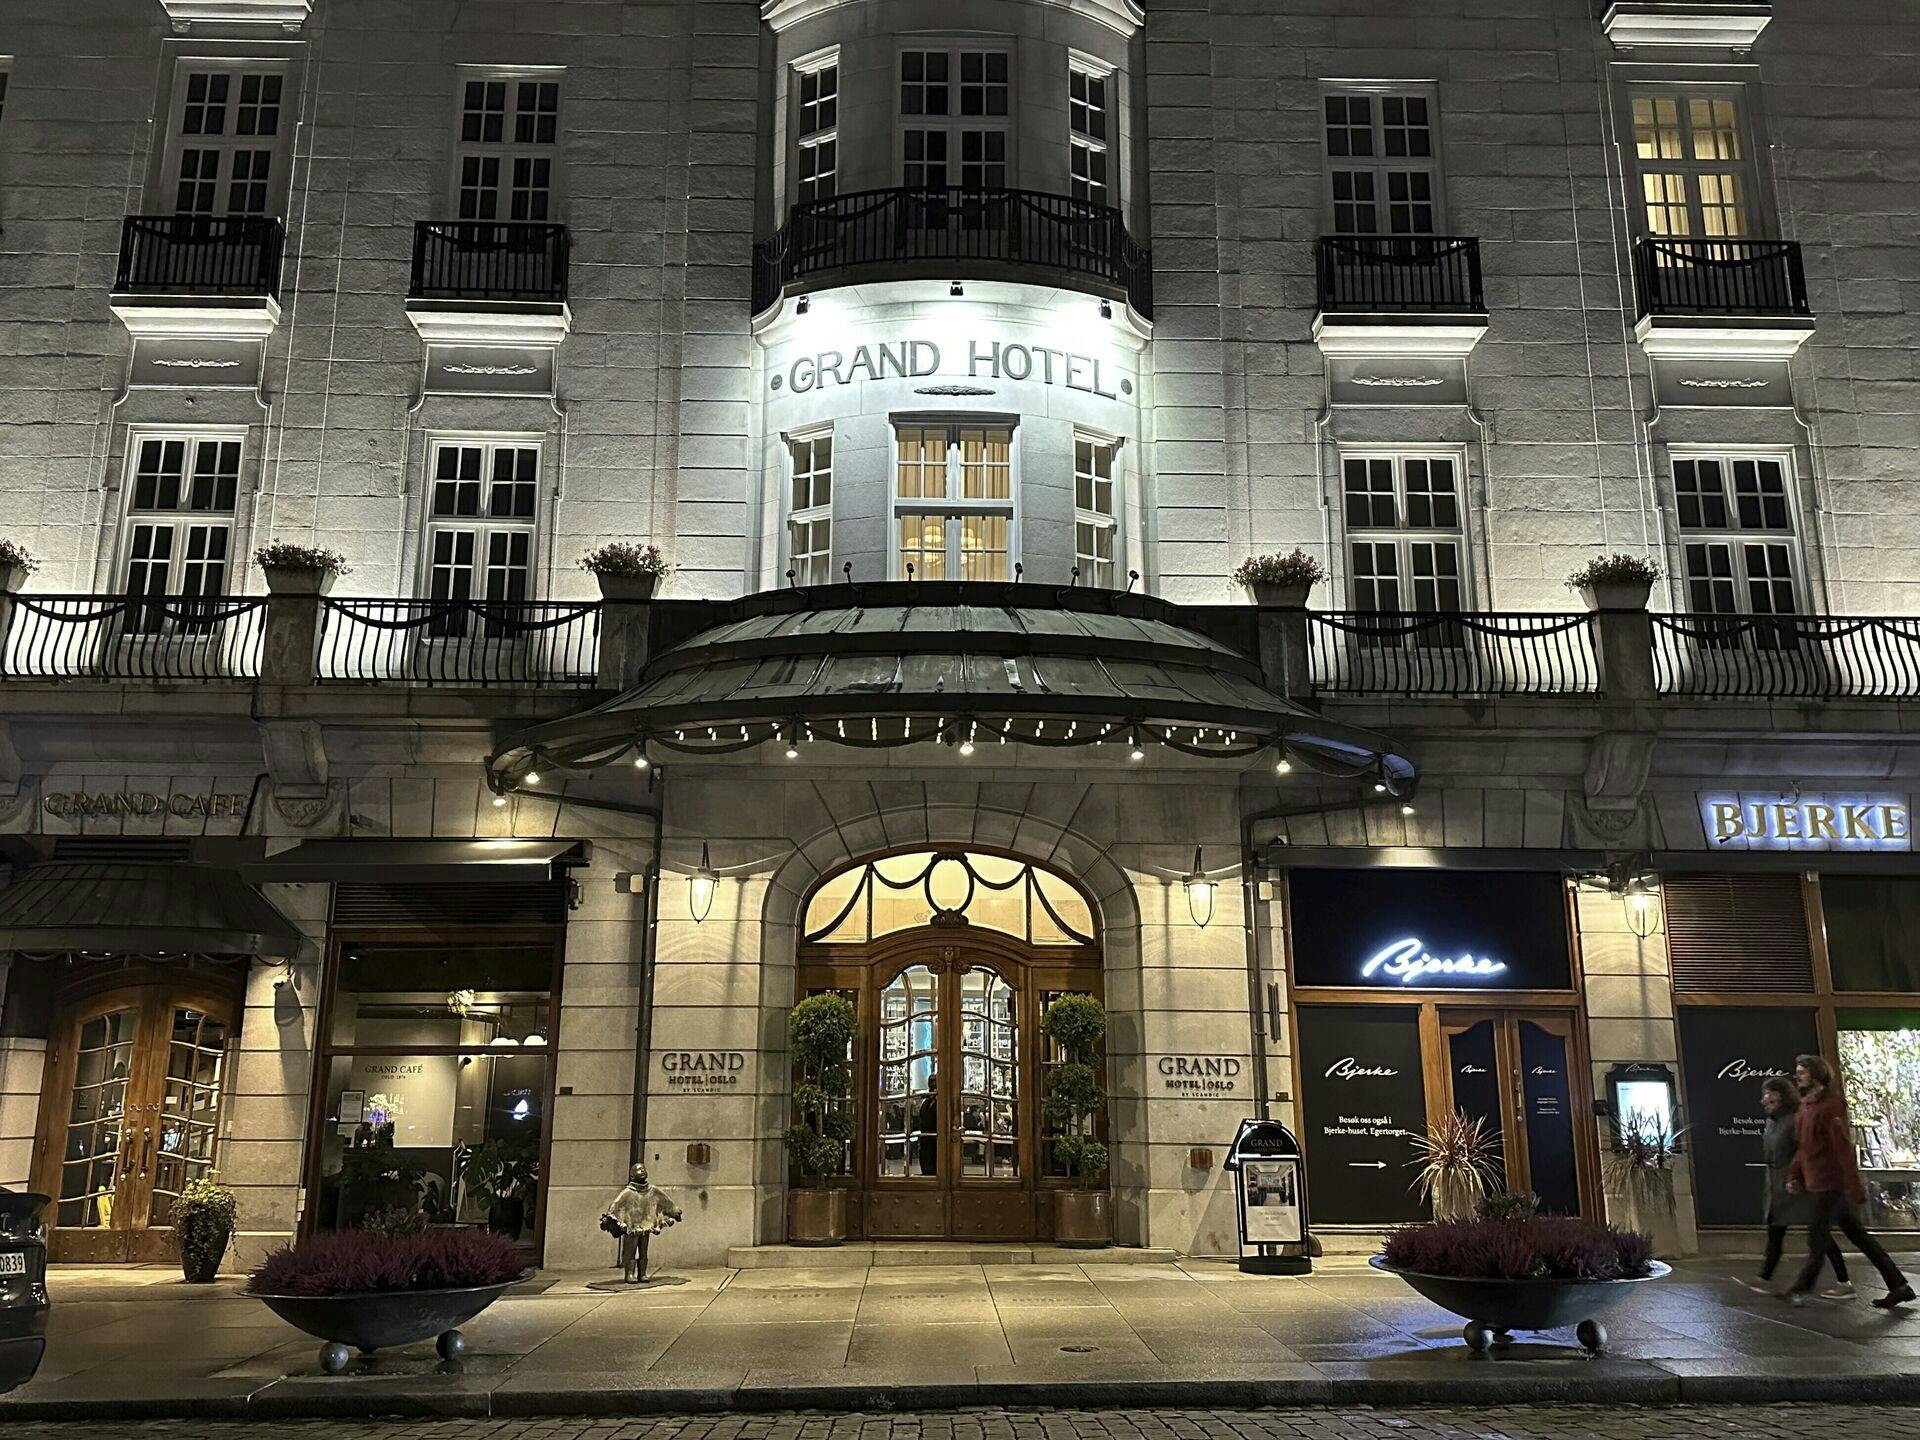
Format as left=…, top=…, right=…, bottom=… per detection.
left=1359, top=937, right=1508, bottom=985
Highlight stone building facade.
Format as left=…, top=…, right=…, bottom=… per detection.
left=0, top=0, right=1916, bottom=1273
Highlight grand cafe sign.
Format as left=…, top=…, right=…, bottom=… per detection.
left=770, top=335, right=1131, bottom=399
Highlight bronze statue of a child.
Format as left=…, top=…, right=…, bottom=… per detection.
left=599, top=1161, right=683, bottom=1282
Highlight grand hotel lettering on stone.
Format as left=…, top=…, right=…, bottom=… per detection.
left=0, top=0, right=1917, bottom=1269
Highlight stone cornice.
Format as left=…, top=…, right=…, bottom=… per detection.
left=762, top=0, right=1144, bottom=38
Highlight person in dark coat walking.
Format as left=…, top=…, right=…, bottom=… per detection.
left=1783, top=1053, right=1916, bottom=1307
left=1740, top=1076, right=1850, bottom=1298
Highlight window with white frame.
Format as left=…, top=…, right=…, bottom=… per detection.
left=121, top=434, right=242, bottom=634
left=455, top=75, right=560, bottom=221
left=1068, top=60, right=1110, bottom=208
left=165, top=66, right=285, bottom=217
left=900, top=47, right=1010, bottom=196
left=788, top=431, right=834, bottom=585
left=1630, top=86, right=1757, bottom=240
left=894, top=422, right=1014, bottom=581
left=1673, top=454, right=1799, bottom=619
left=794, top=54, right=838, bottom=206
left=1342, top=453, right=1464, bottom=616
left=1322, top=87, right=1439, bottom=235
left=1073, top=435, right=1117, bottom=588
left=423, top=441, right=541, bottom=637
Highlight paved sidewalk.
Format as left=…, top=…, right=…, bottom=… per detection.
left=6, top=1255, right=1920, bottom=1417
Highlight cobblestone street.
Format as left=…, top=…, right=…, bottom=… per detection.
left=8, top=1407, right=1920, bottom=1440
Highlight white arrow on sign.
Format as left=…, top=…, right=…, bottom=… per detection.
left=1348, top=1161, right=1388, bottom=1169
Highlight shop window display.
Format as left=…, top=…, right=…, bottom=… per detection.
left=311, top=943, right=556, bottom=1245
left=1837, top=1013, right=1920, bottom=1230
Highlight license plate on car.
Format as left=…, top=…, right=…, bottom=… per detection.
left=0, top=1252, right=25, bottom=1276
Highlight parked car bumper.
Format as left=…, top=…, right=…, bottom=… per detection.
left=0, top=1298, right=49, bottom=1394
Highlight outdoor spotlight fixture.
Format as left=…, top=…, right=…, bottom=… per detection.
left=689, top=842, right=718, bottom=924
left=1183, top=846, right=1215, bottom=929
left=524, top=769, right=541, bottom=785
left=491, top=792, right=508, bottom=808
left=1128, top=729, right=1145, bottom=762
left=795, top=295, right=810, bottom=315
left=949, top=280, right=964, bottom=297
left=1401, top=802, right=1416, bottom=817
left=960, top=723, right=976, bottom=757
left=634, top=749, right=649, bottom=769
left=1099, top=299, right=1113, bottom=319
left=1275, top=755, right=1292, bottom=775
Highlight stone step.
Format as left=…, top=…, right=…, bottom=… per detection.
left=727, top=1242, right=1181, bottom=1268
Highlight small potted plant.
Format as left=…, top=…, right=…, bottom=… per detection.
left=460, top=1136, right=539, bottom=1239
left=1041, top=993, right=1111, bottom=1246
left=1233, top=549, right=1326, bottom=607
left=0, top=539, right=40, bottom=593
left=1372, top=1208, right=1666, bottom=1354
left=248, top=1227, right=530, bottom=1373
left=255, top=542, right=349, bottom=597
left=1605, top=1109, right=1685, bottom=1258
left=784, top=992, right=856, bottom=1245
left=170, top=1176, right=236, bottom=1284
left=1409, top=1109, right=1503, bottom=1223
left=581, top=542, right=669, bottom=601
left=1568, top=553, right=1660, bottom=611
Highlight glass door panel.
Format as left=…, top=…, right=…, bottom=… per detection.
left=877, top=965, right=939, bottom=1178
left=1517, top=1018, right=1581, bottom=1215
left=958, top=967, right=1018, bottom=1180
left=56, top=1007, right=139, bottom=1234
left=149, top=1007, right=230, bottom=1223
left=1442, top=1014, right=1506, bottom=1180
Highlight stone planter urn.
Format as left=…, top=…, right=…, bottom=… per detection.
left=1577, top=576, right=1654, bottom=611
left=787, top=1187, right=848, bottom=1246
left=1371, top=1254, right=1669, bottom=1354
left=1052, top=1188, right=1112, bottom=1247
left=1248, top=580, right=1314, bottom=608
left=1608, top=1168, right=1683, bottom=1259
left=594, top=571, right=659, bottom=602
left=0, top=560, right=29, bottom=595
left=260, top=565, right=338, bottom=598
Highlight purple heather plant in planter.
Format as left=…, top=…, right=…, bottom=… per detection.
left=248, top=1228, right=529, bottom=1373
left=1372, top=1211, right=1665, bottom=1355
left=1233, top=549, right=1326, bottom=607
left=581, top=541, right=668, bottom=601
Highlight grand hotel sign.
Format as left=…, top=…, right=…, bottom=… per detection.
left=769, top=335, right=1132, bottom=401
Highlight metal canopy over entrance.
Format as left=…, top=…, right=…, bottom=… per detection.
left=487, top=581, right=1415, bottom=790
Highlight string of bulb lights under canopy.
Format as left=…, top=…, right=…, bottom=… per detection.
left=482, top=582, right=1418, bottom=809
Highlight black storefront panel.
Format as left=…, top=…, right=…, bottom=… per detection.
left=1823, top=876, right=1920, bottom=991
left=1296, top=1004, right=1428, bottom=1224
left=1289, top=869, right=1572, bottom=991
left=1677, top=1005, right=1822, bottom=1227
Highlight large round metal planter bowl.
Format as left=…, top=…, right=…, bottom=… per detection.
left=1369, top=1254, right=1670, bottom=1354
left=254, top=1274, right=529, bottom=1374
left=787, top=1188, right=848, bottom=1246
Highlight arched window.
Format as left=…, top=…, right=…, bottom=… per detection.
left=804, top=850, right=1094, bottom=944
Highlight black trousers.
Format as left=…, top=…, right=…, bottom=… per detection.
left=1761, top=1222, right=1846, bottom=1283
left=1792, top=1190, right=1908, bottom=1295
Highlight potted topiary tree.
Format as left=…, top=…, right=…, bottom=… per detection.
left=171, top=1176, right=236, bottom=1283
left=1233, top=549, right=1326, bottom=608
left=581, top=542, right=669, bottom=602
left=1042, top=993, right=1110, bottom=1246
left=784, top=992, right=856, bottom=1245
left=254, top=542, right=349, bottom=597
left=1568, top=553, right=1660, bottom=611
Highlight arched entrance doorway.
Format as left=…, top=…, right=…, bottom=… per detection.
left=29, top=956, right=245, bottom=1262
left=797, top=851, right=1102, bottom=1241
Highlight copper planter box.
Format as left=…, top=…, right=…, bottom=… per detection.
left=788, top=1188, right=848, bottom=1246
left=1052, top=1189, right=1112, bottom=1247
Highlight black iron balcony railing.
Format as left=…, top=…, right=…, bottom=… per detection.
left=1633, top=237, right=1809, bottom=319
left=753, top=187, right=1152, bottom=318
left=1652, top=612, right=1920, bottom=698
left=114, top=215, right=284, bottom=298
left=1316, top=235, right=1485, bottom=314
left=1, top=593, right=267, bottom=679
left=316, top=597, right=600, bottom=686
left=1308, top=611, right=1598, bottom=697
left=410, top=221, right=571, bottom=303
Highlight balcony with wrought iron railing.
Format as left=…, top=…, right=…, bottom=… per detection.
left=404, top=221, right=573, bottom=346
left=110, top=214, right=287, bottom=341
left=1632, top=237, right=1809, bottom=320
left=752, top=187, right=1153, bottom=320
left=6, top=586, right=1920, bottom=709
left=1315, top=236, right=1486, bottom=318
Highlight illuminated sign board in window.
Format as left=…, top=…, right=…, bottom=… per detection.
left=1700, top=794, right=1912, bottom=852
left=1288, top=870, right=1570, bottom=990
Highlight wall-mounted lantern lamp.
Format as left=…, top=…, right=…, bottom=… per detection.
left=1183, top=846, right=1215, bottom=929
left=689, top=842, right=718, bottom=924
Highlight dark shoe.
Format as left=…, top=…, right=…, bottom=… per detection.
left=1873, top=1285, right=1916, bottom=1309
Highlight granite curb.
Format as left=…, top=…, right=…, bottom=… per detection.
left=12, top=1366, right=1920, bottom=1417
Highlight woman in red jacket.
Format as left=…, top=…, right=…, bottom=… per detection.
left=1784, top=1054, right=1915, bottom=1307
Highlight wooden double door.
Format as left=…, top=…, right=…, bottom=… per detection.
left=33, top=971, right=240, bottom=1262
left=1439, top=1009, right=1592, bottom=1214
left=799, top=930, right=1101, bottom=1241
